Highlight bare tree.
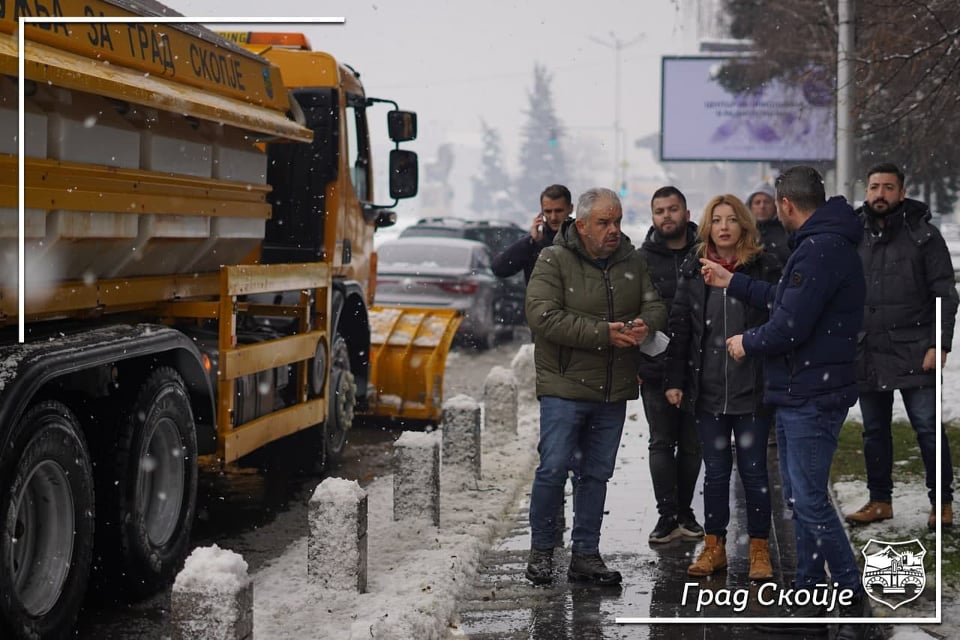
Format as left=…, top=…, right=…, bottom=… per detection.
left=722, top=0, right=960, bottom=210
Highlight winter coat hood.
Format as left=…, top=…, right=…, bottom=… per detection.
left=793, top=196, right=862, bottom=249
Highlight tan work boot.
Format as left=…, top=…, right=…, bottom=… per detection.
left=687, top=534, right=727, bottom=576
left=748, top=537, right=774, bottom=580
left=928, top=504, right=954, bottom=532
left=844, top=501, right=893, bottom=526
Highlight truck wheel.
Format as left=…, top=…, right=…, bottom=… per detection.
left=112, top=367, right=197, bottom=597
left=326, top=332, right=356, bottom=466
left=0, top=401, right=94, bottom=640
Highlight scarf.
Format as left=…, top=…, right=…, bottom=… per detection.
left=706, top=244, right=738, bottom=273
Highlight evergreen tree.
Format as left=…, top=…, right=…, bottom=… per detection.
left=514, top=64, right=568, bottom=215
left=471, top=121, right=514, bottom=216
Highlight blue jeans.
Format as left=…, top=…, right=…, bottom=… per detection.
left=696, top=412, right=771, bottom=539
left=529, top=396, right=626, bottom=553
left=775, top=412, right=793, bottom=508
left=778, top=403, right=862, bottom=592
left=860, top=387, right=954, bottom=505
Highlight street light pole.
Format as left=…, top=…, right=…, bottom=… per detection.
left=836, top=0, right=856, bottom=201
left=590, top=32, right=643, bottom=193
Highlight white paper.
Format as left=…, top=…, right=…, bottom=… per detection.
left=639, top=330, right=670, bottom=357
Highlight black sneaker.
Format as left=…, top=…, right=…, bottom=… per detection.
left=677, top=512, right=705, bottom=539
left=525, top=547, right=555, bottom=585
left=648, top=515, right=681, bottom=543
left=567, top=552, right=622, bottom=585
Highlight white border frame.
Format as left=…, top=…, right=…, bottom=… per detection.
left=15, top=11, right=944, bottom=634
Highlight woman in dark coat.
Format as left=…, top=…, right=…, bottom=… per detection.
left=663, top=194, right=782, bottom=580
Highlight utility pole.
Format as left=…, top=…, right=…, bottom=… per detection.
left=836, top=0, right=856, bottom=201
left=590, top=32, right=643, bottom=195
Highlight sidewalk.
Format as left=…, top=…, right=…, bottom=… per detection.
left=455, top=408, right=808, bottom=640
left=450, top=405, right=874, bottom=640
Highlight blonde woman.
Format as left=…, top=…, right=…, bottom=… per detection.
left=663, top=194, right=782, bottom=580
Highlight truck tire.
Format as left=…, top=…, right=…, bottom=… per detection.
left=0, top=401, right=95, bottom=640
left=325, top=331, right=356, bottom=466
left=111, top=367, right=198, bottom=597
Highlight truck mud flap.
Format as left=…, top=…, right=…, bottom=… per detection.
left=363, top=306, right=461, bottom=423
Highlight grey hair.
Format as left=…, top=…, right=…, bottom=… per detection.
left=576, top=187, right=621, bottom=221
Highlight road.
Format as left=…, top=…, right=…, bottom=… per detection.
left=72, top=335, right=526, bottom=638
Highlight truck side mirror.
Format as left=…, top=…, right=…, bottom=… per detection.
left=389, top=149, right=418, bottom=199
left=388, top=110, right=417, bottom=142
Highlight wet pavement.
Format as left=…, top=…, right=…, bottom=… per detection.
left=453, top=408, right=891, bottom=640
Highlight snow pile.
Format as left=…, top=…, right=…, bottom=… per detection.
left=173, top=544, right=249, bottom=594
left=250, top=377, right=541, bottom=639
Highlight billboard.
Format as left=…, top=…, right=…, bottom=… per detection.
left=660, top=56, right=836, bottom=162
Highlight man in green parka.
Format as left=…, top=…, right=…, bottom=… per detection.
left=524, top=187, right=667, bottom=586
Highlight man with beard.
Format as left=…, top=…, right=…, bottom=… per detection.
left=844, top=163, right=958, bottom=531
left=638, top=186, right=704, bottom=543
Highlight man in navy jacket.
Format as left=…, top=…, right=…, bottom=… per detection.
left=702, top=166, right=874, bottom=639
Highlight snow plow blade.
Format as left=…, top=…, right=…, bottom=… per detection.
left=364, top=306, right=461, bottom=422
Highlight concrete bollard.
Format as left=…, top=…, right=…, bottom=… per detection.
left=510, top=343, right=537, bottom=406
left=441, top=394, right=481, bottom=483
left=308, top=477, right=368, bottom=592
left=171, top=545, right=252, bottom=640
left=483, top=366, right=518, bottom=437
left=393, top=430, right=440, bottom=525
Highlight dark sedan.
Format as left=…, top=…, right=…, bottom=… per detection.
left=375, top=237, right=504, bottom=350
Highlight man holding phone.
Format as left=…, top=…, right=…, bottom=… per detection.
left=492, top=184, right=574, bottom=283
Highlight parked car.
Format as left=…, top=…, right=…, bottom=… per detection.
left=375, top=237, right=505, bottom=350
left=399, top=218, right=527, bottom=327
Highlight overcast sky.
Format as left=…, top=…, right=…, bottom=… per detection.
left=161, top=0, right=695, bottom=216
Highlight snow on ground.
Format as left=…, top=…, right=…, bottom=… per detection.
left=249, top=346, right=541, bottom=640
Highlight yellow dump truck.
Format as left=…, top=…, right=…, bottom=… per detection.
left=0, top=2, right=459, bottom=637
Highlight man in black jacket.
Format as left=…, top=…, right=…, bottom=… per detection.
left=492, top=184, right=573, bottom=283
left=638, top=186, right=704, bottom=543
left=844, top=162, right=958, bottom=531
